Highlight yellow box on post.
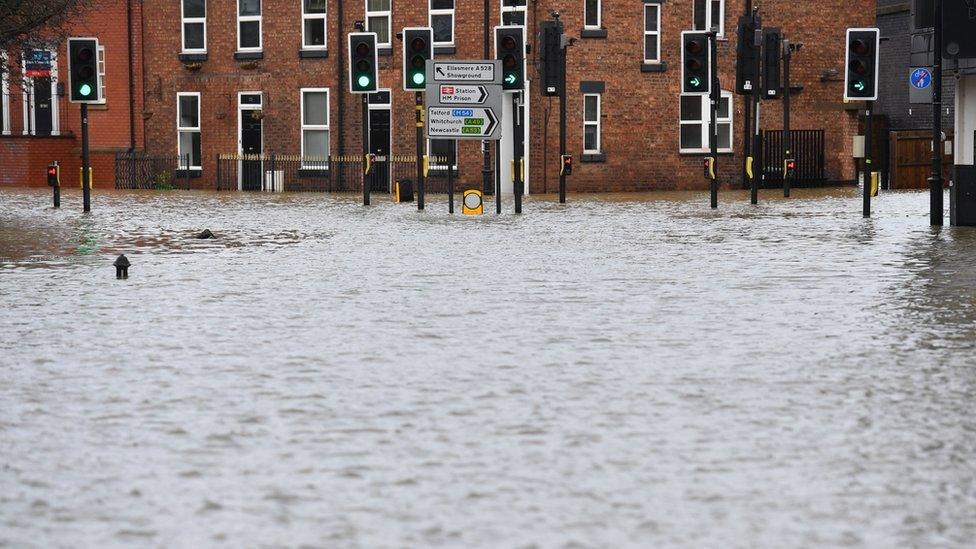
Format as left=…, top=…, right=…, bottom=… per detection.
left=462, top=190, right=483, bottom=216
left=871, top=171, right=879, bottom=197
left=78, top=167, right=93, bottom=189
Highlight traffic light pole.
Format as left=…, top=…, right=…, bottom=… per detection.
left=751, top=10, right=762, bottom=205
left=783, top=42, right=792, bottom=198
left=559, top=40, right=568, bottom=204
left=514, top=92, right=523, bottom=214
left=930, top=0, right=944, bottom=226
left=483, top=0, right=493, bottom=198
left=362, top=95, right=370, bottom=206
left=81, top=103, right=91, bottom=213
left=864, top=104, right=873, bottom=218
left=416, top=92, right=425, bottom=211
left=709, top=32, right=719, bottom=210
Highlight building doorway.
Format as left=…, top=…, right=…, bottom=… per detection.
left=368, top=90, right=391, bottom=192
left=33, top=78, right=53, bottom=136
left=238, top=92, right=263, bottom=191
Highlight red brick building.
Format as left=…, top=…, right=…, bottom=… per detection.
left=4, top=0, right=873, bottom=192
left=0, top=0, right=144, bottom=188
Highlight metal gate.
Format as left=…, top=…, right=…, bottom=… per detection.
left=761, top=130, right=826, bottom=188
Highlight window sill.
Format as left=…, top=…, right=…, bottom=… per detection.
left=179, top=53, right=208, bottom=62
left=174, top=169, right=203, bottom=178
left=580, top=28, right=608, bottom=39
left=427, top=168, right=459, bottom=177
left=641, top=62, right=667, bottom=73
left=234, top=51, right=264, bottom=60
left=433, top=45, right=456, bottom=55
left=299, top=49, right=329, bottom=59
left=378, top=47, right=393, bottom=57
left=298, top=168, right=330, bottom=177
left=581, top=153, right=606, bottom=163
left=679, top=151, right=734, bottom=156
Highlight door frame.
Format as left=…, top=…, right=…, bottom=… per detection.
left=1, top=51, right=10, bottom=135
left=368, top=89, right=392, bottom=191
left=237, top=91, right=263, bottom=191
left=20, top=49, right=59, bottom=136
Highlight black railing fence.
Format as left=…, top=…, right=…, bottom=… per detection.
left=114, top=152, right=190, bottom=190
left=760, top=130, right=826, bottom=188
left=215, top=154, right=456, bottom=193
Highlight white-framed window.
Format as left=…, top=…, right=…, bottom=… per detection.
left=427, top=139, right=457, bottom=171
left=302, top=0, right=327, bottom=49
left=584, top=0, right=601, bottom=29
left=177, top=92, right=202, bottom=169
left=93, top=46, right=107, bottom=105
left=679, top=90, right=733, bottom=153
left=300, top=88, right=330, bottom=164
left=693, top=0, right=724, bottom=38
left=643, top=2, right=661, bottom=63
left=238, top=0, right=262, bottom=51
left=583, top=93, right=601, bottom=154
left=501, top=0, right=526, bottom=26
left=429, top=0, right=455, bottom=46
left=181, top=0, right=207, bottom=53
left=366, top=0, right=391, bottom=47
left=1, top=51, right=10, bottom=135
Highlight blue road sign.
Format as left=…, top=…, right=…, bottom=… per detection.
left=451, top=109, right=474, bottom=117
left=911, top=68, right=932, bottom=90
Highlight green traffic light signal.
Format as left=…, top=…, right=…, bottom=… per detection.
left=853, top=80, right=866, bottom=93
left=79, top=83, right=93, bottom=97
left=688, top=77, right=702, bottom=89
left=504, top=73, right=517, bottom=85
left=357, top=75, right=371, bottom=89
left=412, top=72, right=425, bottom=85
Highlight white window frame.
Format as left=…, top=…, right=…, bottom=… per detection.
left=366, top=0, right=392, bottom=48
left=584, top=0, right=601, bottom=29
left=301, top=0, right=328, bottom=50
left=427, top=139, right=457, bottom=171
left=177, top=91, right=202, bottom=170
left=679, top=90, right=733, bottom=154
left=92, top=45, right=107, bottom=105
left=643, top=3, right=661, bottom=63
left=300, top=88, right=330, bottom=166
left=693, top=0, right=725, bottom=39
left=428, top=0, right=455, bottom=47
left=20, top=49, right=59, bottom=136
left=583, top=93, right=601, bottom=155
left=500, top=0, right=527, bottom=27
left=1, top=51, right=10, bottom=135
left=181, top=0, right=207, bottom=54
left=237, top=0, right=262, bottom=52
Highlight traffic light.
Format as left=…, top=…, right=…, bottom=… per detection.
left=735, top=16, right=759, bottom=95
left=681, top=31, right=710, bottom=95
left=68, top=38, right=100, bottom=103
left=538, top=21, right=564, bottom=97
left=402, top=27, right=433, bottom=91
left=762, top=28, right=782, bottom=99
left=943, top=2, right=976, bottom=61
left=348, top=32, right=378, bottom=93
left=784, top=158, right=796, bottom=179
left=844, top=28, right=879, bottom=101
left=495, top=26, right=525, bottom=91
left=560, top=154, right=573, bottom=176
left=47, top=163, right=60, bottom=186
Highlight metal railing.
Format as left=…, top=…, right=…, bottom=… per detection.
left=215, top=153, right=455, bottom=193
left=761, top=130, right=826, bottom=188
left=114, top=152, right=191, bottom=190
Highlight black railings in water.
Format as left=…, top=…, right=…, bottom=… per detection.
left=761, top=130, right=826, bottom=188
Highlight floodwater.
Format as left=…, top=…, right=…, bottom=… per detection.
left=1, top=187, right=975, bottom=548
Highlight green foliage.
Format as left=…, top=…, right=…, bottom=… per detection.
left=153, top=171, right=173, bottom=191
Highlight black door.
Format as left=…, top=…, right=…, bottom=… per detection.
left=33, top=78, right=53, bottom=136
left=368, top=109, right=390, bottom=191
left=241, top=110, right=262, bottom=191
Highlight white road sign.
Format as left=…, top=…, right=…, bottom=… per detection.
left=427, top=107, right=500, bottom=140
left=438, top=84, right=491, bottom=105
left=432, top=62, right=497, bottom=83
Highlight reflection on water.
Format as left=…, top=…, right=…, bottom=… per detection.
left=1, top=187, right=975, bottom=547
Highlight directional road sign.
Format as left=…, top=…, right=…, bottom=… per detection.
left=427, top=107, right=500, bottom=140
left=430, top=61, right=500, bottom=83
left=436, top=84, right=491, bottom=105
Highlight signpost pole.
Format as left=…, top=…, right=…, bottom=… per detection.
left=483, top=0, right=493, bottom=197
left=81, top=103, right=91, bottom=213
left=362, top=95, right=370, bottom=206
left=751, top=10, right=762, bottom=205
left=864, top=104, right=873, bottom=218
left=930, top=0, right=944, bottom=226
left=783, top=41, right=792, bottom=198
left=448, top=140, right=455, bottom=213
left=559, top=37, right=567, bottom=204
left=416, top=92, right=425, bottom=211
left=514, top=92, right=523, bottom=214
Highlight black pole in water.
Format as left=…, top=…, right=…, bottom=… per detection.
left=81, top=103, right=91, bottom=213
left=448, top=140, right=455, bottom=214
left=113, top=254, right=130, bottom=279
left=362, top=95, right=370, bottom=206
left=864, top=103, right=874, bottom=218
left=751, top=9, right=762, bottom=205
left=783, top=40, right=792, bottom=198
left=559, top=35, right=568, bottom=204
left=930, top=0, right=944, bottom=226
left=709, top=31, right=719, bottom=209
left=416, top=92, right=425, bottom=211
left=514, top=92, right=523, bottom=214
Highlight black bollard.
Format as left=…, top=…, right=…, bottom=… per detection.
left=196, top=229, right=215, bottom=239
left=113, top=254, right=130, bottom=279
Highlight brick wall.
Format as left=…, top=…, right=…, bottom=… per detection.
left=136, top=0, right=872, bottom=192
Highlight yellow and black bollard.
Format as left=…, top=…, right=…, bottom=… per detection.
left=462, top=190, right=484, bottom=216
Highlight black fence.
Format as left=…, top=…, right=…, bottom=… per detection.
left=761, top=130, right=826, bottom=188
left=114, top=152, right=191, bottom=190
left=215, top=154, right=456, bottom=193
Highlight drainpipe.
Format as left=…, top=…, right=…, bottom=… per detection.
left=337, top=0, right=345, bottom=160
left=127, top=0, right=135, bottom=151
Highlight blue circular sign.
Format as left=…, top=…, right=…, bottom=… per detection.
left=911, top=68, right=932, bottom=90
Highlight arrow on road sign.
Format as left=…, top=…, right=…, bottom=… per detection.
left=427, top=107, right=499, bottom=139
